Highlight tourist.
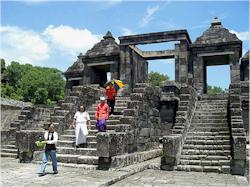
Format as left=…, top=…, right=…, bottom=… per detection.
left=39, top=123, right=58, bottom=177
left=95, top=97, right=109, bottom=132
left=105, top=82, right=117, bottom=116
left=71, top=105, right=91, bottom=149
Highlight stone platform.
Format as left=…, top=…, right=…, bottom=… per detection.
left=1, top=158, right=248, bottom=187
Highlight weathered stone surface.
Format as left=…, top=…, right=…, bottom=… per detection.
left=161, top=135, right=182, bottom=170
left=16, top=130, right=44, bottom=162
left=97, top=132, right=128, bottom=158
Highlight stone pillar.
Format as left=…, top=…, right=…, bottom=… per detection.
left=193, top=55, right=204, bottom=94
left=161, top=135, right=182, bottom=170
left=16, top=130, right=44, bottom=162
left=229, top=53, right=240, bottom=84
left=175, top=44, right=180, bottom=83
left=231, top=136, right=246, bottom=175
left=119, top=45, right=126, bottom=82
left=96, top=132, right=128, bottom=169
left=178, top=41, right=189, bottom=84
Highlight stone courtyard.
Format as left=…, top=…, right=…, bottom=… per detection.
left=1, top=157, right=248, bottom=187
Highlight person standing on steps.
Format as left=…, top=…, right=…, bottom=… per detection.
left=39, top=123, right=58, bottom=177
left=95, top=97, right=109, bottom=132
left=71, top=105, right=91, bottom=149
left=105, top=82, right=117, bottom=116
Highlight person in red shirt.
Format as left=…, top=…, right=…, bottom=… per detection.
left=95, top=97, right=109, bottom=132
left=105, top=82, right=117, bottom=116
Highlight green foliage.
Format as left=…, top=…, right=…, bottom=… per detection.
left=1, top=60, right=65, bottom=104
left=33, top=88, right=48, bottom=104
left=207, top=85, right=228, bottom=95
left=148, top=71, right=170, bottom=86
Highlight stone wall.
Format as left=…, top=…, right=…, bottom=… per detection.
left=1, top=98, right=32, bottom=130
left=240, top=81, right=249, bottom=135
left=161, top=84, right=198, bottom=170
left=229, top=83, right=246, bottom=175
left=122, top=83, right=162, bottom=153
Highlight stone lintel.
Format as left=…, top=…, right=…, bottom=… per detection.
left=198, top=51, right=235, bottom=57
left=119, top=30, right=191, bottom=45
left=87, top=61, right=116, bottom=66
left=68, top=77, right=82, bottom=81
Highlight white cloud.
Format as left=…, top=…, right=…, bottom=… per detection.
left=121, top=27, right=137, bottom=35
left=140, top=5, right=160, bottom=27
left=0, top=26, right=50, bottom=65
left=230, top=30, right=250, bottom=41
left=43, top=25, right=101, bottom=56
left=0, top=25, right=102, bottom=65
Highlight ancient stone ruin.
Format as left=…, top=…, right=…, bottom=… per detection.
left=1, top=17, right=249, bottom=177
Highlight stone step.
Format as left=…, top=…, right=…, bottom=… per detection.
left=192, top=115, right=226, bottom=119
left=1, top=145, right=17, bottom=149
left=191, top=119, right=227, bottom=123
left=195, top=109, right=227, bottom=112
left=92, top=103, right=128, bottom=108
left=183, top=144, right=230, bottom=150
left=194, top=112, right=227, bottom=116
left=133, top=87, right=146, bottom=93
left=57, top=140, right=96, bottom=148
left=180, top=155, right=230, bottom=160
left=135, top=83, right=150, bottom=88
left=57, top=147, right=97, bottom=156
left=199, top=99, right=228, bottom=103
left=115, top=97, right=130, bottom=101
left=64, top=96, right=78, bottom=103
left=189, top=127, right=229, bottom=132
left=0, top=152, right=17, bottom=158
left=0, top=148, right=18, bottom=154
left=54, top=110, right=69, bottom=116
left=61, top=103, right=75, bottom=110
left=56, top=154, right=99, bottom=165
left=177, top=165, right=230, bottom=174
left=177, top=165, right=228, bottom=173
left=63, top=129, right=98, bottom=136
left=187, top=131, right=230, bottom=136
left=21, top=110, right=31, bottom=116
left=179, top=159, right=230, bottom=166
left=181, top=149, right=231, bottom=156
left=190, top=124, right=229, bottom=128
left=184, top=139, right=230, bottom=145
left=90, top=119, right=120, bottom=125
left=18, top=115, right=27, bottom=121
left=186, top=135, right=230, bottom=140
left=196, top=106, right=227, bottom=109
left=89, top=106, right=127, bottom=113
left=60, top=135, right=96, bottom=142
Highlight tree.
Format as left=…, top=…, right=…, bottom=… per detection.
left=33, top=88, right=48, bottom=104
left=207, top=85, right=228, bottom=95
left=148, top=71, right=170, bottom=86
left=1, top=60, right=65, bottom=104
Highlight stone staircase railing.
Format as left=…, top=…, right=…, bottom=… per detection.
left=161, top=85, right=198, bottom=170
left=229, top=83, right=246, bottom=175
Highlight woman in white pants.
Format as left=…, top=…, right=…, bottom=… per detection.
left=71, top=105, right=91, bottom=149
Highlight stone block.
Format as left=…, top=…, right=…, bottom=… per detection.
left=232, top=136, right=246, bottom=160
left=161, top=135, right=182, bottom=170
left=16, top=130, right=44, bottom=162
left=139, top=128, right=150, bottom=137
left=96, top=132, right=128, bottom=158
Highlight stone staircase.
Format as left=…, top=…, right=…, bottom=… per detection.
left=177, top=95, right=231, bottom=173
left=1, top=106, right=53, bottom=158
left=55, top=96, right=129, bottom=167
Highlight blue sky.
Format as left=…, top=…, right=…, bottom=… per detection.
left=1, top=0, right=249, bottom=89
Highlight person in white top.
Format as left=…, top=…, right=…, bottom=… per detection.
left=71, top=105, right=91, bottom=148
left=39, top=123, right=58, bottom=177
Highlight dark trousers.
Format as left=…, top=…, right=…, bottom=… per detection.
left=107, top=99, right=115, bottom=115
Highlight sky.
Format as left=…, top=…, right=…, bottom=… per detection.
left=1, top=0, right=249, bottom=89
